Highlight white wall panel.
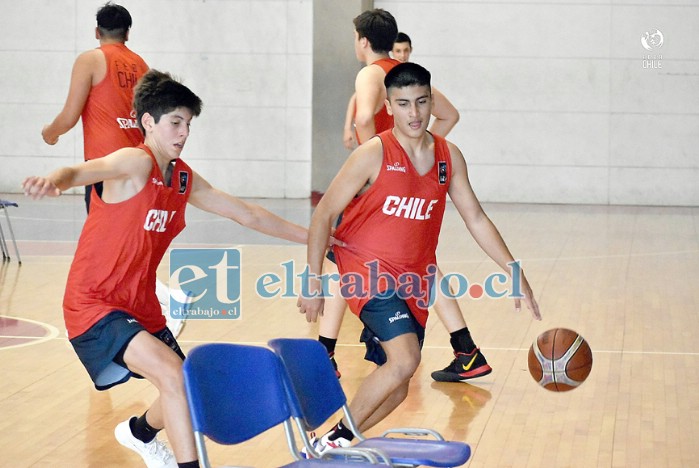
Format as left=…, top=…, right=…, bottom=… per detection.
left=377, top=0, right=698, bottom=205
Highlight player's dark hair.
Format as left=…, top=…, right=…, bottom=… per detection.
left=395, top=32, right=412, bottom=48
left=133, top=70, right=203, bottom=134
left=384, top=62, right=431, bottom=94
left=353, top=9, right=398, bottom=54
left=96, top=2, right=132, bottom=41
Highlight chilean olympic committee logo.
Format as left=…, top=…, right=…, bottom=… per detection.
left=640, top=29, right=663, bottom=70
left=640, top=29, right=664, bottom=51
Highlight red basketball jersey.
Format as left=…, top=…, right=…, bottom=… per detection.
left=334, top=130, right=452, bottom=326
left=82, top=43, right=149, bottom=160
left=355, top=57, right=401, bottom=144
left=63, top=145, right=192, bottom=338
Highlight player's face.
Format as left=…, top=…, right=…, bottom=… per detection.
left=392, top=42, right=412, bottom=63
left=386, top=85, right=432, bottom=137
left=150, top=107, right=194, bottom=159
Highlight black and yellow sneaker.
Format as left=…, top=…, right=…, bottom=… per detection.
left=431, top=348, right=492, bottom=382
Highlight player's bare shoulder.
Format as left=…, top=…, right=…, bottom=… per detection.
left=102, top=147, right=154, bottom=179
left=353, top=135, right=384, bottom=165
left=343, top=135, right=384, bottom=188
left=356, top=63, right=386, bottom=90
left=74, top=48, right=107, bottom=85
left=446, top=140, right=467, bottom=167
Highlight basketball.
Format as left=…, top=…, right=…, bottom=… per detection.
left=528, top=328, right=593, bottom=392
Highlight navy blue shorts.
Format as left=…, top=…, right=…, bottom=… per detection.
left=70, top=310, right=185, bottom=391
left=359, top=293, right=425, bottom=366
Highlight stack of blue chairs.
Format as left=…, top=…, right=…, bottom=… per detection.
left=183, top=342, right=392, bottom=467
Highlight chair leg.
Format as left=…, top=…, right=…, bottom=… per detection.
left=2, top=207, right=21, bottom=264
left=0, top=217, right=9, bottom=261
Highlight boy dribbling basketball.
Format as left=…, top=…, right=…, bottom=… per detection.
left=298, top=62, right=541, bottom=454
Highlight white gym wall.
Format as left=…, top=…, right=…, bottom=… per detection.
left=1, top=0, right=697, bottom=205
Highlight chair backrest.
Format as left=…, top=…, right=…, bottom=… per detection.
left=183, top=343, right=292, bottom=445
left=268, top=338, right=348, bottom=431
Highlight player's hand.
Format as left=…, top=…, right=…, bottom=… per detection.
left=42, top=125, right=59, bottom=145
left=22, top=176, right=61, bottom=199
left=328, top=228, right=345, bottom=248
left=297, top=295, right=324, bottom=323
left=328, top=236, right=346, bottom=248
left=343, top=128, right=357, bottom=150
left=514, top=273, right=541, bottom=320
left=297, top=274, right=324, bottom=322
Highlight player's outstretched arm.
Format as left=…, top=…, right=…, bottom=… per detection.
left=42, top=50, right=100, bottom=145
left=429, top=86, right=460, bottom=137
left=447, top=143, right=541, bottom=320
left=298, top=139, right=384, bottom=323
left=187, top=171, right=308, bottom=244
left=22, top=148, right=149, bottom=200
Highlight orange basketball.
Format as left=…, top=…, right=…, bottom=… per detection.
left=528, top=328, right=593, bottom=392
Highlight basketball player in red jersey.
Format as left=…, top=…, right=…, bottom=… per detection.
left=342, top=30, right=457, bottom=150
left=42, top=2, right=148, bottom=213
left=321, top=9, right=493, bottom=385
left=41, top=3, right=190, bottom=338
left=25, top=70, right=310, bottom=468
left=299, top=63, right=541, bottom=454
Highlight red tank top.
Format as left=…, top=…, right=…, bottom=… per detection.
left=63, top=145, right=192, bottom=338
left=82, top=43, right=149, bottom=160
left=355, top=57, right=401, bottom=144
left=334, top=130, right=452, bottom=326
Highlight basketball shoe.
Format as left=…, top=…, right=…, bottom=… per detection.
left=329, top=351, right=341, bottom=379
left=114, top=418, right=177, bottom=468
left=301, top=430, right=352, bottom=458
left=431, top=348, right=492, bottom=382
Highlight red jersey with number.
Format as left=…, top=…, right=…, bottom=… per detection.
left=355, top=57, right=401, bottom=144
left=82, top=43, right=148, bottom=160
left=63, top=145, right=192, bottom=338
left=333, top=130, right=452, bottom=326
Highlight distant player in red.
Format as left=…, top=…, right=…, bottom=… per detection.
left=342, top=30, right=456, bottom=150
left=42, top=2, right=149, bottom=212
left=298, top=62, right=541, bottom=455
left=24, top=70, right=309, bottom=468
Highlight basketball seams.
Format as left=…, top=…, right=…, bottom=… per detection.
left=528, top=328, right=593, bottom=392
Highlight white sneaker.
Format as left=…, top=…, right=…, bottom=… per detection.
left=114, top=419, right=177, bottom=468
left=301, top=430, right=352, bottom=459
left=156, top=279, right=190, bottom=338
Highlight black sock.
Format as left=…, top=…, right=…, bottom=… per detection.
left=129, top=412, right=160, bottom=444
left=178, top=462, right=200, bottom=468
left=329, top=420, right=354, bottom=442
left=450, top=327, right=476, bottom=354
left=319, top=336, right=337, bottom=355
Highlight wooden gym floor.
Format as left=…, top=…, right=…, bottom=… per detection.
left=1, top=193, right=698, bottom=467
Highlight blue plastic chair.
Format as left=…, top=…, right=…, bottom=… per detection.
left=268, top=338, right=472, bottom=467
left=182, top=343, right=392, bottom=468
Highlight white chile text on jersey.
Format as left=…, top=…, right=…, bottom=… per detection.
left=382, top=196, right=439, bottom=220
left=143, top=209, right=177, bottom=232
